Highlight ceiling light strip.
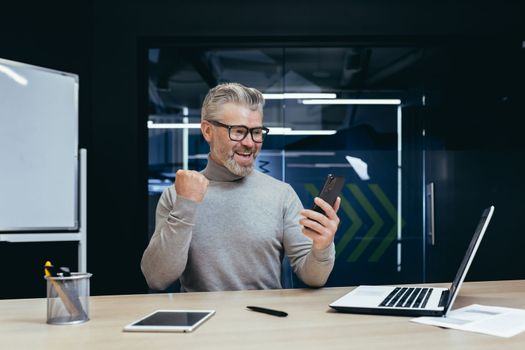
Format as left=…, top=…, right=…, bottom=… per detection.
left=147, top=121, right=201, bottom=129
left=148, top=122, right=336, bottom=135
left=263, top=93, right=337, bottom=100
left=301, top=99, right=401, bottom=105
left=278, top=130, right=337, bottom=136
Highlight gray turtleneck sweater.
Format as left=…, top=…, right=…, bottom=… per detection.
left=141, top=158, right=335, bottom=292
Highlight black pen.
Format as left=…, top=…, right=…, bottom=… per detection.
left=246, top=306, right=288, bottom=317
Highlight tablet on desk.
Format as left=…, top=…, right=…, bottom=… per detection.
left=123, top=309, right=215, bottom=333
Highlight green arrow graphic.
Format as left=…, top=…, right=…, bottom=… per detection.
left=368, top=184, right=405, bottom=262
left=304, top=184, right=320, bottom=201
left=334, top=195, right=363, bottom=257
left=347, top=184, right=384, bottom=262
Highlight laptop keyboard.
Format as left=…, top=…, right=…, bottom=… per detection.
left=378, top=287, right=433, bottom=308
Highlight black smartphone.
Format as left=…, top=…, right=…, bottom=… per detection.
left=311, top=174, right=346, bottom=215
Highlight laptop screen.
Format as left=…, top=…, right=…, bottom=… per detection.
left=445, top=206, right=494, bottom=313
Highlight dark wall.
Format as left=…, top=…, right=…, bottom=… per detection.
left=0, top=1, right=92, bottom=150
left=421, top=38, right=525, bottom=283
left=0, top=1, right=93, bottom=298
left=1, top=1, right=524, bottom=297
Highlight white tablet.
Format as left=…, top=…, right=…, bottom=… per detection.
left=123, top=309, right=215, bottom=333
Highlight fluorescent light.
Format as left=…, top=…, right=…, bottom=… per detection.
left=268, top=127, right=292, bottom=133
left=0, top=64, right=28, bottom=86
left=287, top=163, right=351, bottom=168
left=148, top=122, right=336, bottom=136
left=301, top=99, right=401, bottom=105
left=268, top=127, right=336, bottom=136
left=281, top=130, right=337, bottom=135
left=263, top=93, right=337, bottom=100
left=147, top=121, right=201, bottom=129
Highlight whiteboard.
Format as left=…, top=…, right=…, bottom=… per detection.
left=0, top=58, right=78, bottom=231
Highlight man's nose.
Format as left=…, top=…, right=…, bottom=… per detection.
left=240, top=132, right=255, bottom=147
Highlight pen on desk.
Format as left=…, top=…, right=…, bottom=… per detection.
left=246, top=306, right=288, bottom=317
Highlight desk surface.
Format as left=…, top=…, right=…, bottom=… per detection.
left=1, top=280, right=524, bottom=349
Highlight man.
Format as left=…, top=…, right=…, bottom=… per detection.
left=141, top=83, right=341, bottom=292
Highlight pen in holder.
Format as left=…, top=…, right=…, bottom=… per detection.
left=44, top=269, right=92, bottom=325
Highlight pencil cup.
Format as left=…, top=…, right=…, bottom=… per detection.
left=45, top=272, right=92, bottom=325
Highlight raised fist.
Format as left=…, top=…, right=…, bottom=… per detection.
left=174, top=169, right=209, bottom=203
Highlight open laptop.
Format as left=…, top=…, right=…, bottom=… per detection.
left=330, top=206, right=494, bottom=317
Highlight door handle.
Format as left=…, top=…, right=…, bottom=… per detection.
left=426, top=182, right=435, bottom=245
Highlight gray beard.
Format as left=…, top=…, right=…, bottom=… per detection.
left=224, top=156, right=254, bottom=177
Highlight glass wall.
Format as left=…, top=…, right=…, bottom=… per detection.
left=147, top=45, right=426, bottom=287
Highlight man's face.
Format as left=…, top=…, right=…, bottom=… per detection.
left=204, top=103, right=263, bottom=176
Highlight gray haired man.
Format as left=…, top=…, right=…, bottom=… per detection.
left=141, top=83, right=341, bottom=292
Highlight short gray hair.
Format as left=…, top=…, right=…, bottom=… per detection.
left=201, top=83, right=265, bottom=121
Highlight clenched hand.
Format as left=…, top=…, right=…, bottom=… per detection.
left=174, top=169, right=209, bottom=203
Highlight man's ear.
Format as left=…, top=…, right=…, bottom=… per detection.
left=201, top=120, right=212, bottom=142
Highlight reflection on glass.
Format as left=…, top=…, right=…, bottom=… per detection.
left=147, top=46, right=425, bottom=287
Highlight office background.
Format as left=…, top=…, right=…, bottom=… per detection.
left=0, top=0, right=524, bottom=298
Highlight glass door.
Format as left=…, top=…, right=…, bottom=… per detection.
left=146, top=44, right=427, bottom=287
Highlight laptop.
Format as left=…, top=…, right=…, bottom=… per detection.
left=329, top=206, right=494, bottom=317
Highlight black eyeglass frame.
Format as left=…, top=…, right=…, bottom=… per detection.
left=206, top=119, right=270, bottom=143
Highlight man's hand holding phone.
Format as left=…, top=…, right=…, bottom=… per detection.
left=300, top=196, right=341, bottom=251
left=300, top=174, right=345, bottom=251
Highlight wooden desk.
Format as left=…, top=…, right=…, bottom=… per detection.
left=1, top=280, right=524, bottom=349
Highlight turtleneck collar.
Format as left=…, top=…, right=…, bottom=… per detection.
left=202, top=155, right=245, bottom=182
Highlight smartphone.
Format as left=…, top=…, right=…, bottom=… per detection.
left=311, top=174, right=345, bottom=215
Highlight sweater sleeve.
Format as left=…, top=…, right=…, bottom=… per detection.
left=282, top=185, right=335, bottom=287
left=140, top=187, right=200, bottom=290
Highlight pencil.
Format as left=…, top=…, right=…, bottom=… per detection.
left=44, top=261, right=82, bottom=319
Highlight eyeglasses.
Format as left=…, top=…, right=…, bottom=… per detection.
left=207, top=120, right=269, bottom=143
